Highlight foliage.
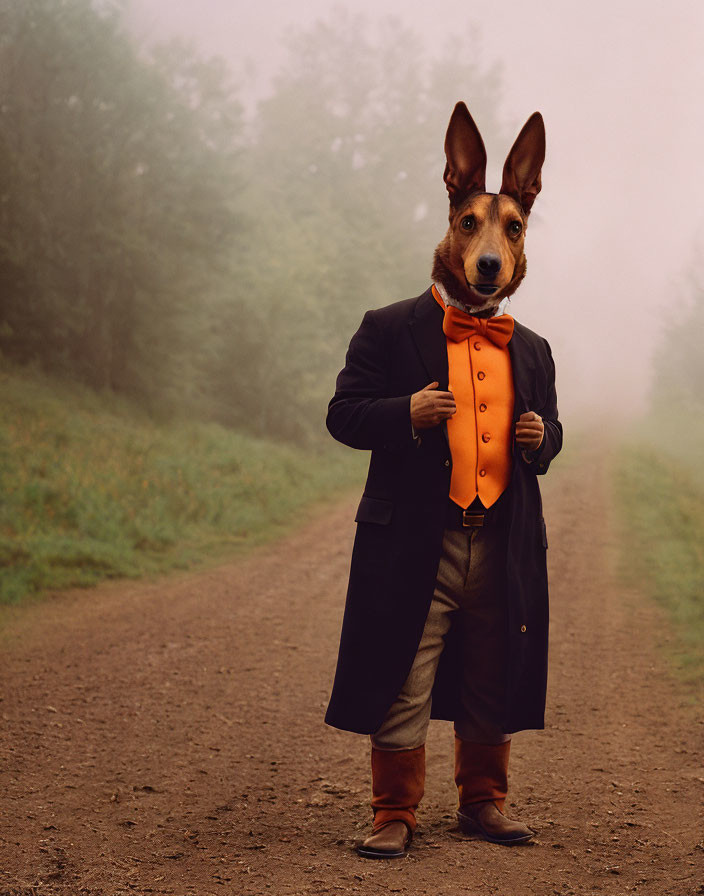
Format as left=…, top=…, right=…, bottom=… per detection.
left=614, top=257, right=704, bottom=687
left=614, top=440, right=704, bottom=688
left=0, top=1, right=506, bottom=444
left=0, top=0, right=245, bottom=411
left=0, top=362, right=365, bottom=605
left=649, top=271, right=704, bottom=417
left=239, top=11, right=506, bottom=439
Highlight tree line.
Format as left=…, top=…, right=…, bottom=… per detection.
left=0, top=0, right=507, bottom=443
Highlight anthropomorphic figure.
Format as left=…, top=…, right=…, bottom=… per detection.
left=325, top=102, right=562, bottom=858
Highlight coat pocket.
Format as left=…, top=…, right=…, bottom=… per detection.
left=355, top=495, right=394, bottom=526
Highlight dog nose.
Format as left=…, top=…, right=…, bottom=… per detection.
left=477, top=254, right=502, bottom=276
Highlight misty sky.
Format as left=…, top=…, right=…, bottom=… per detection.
left=127, top=0, right=704, bottom=417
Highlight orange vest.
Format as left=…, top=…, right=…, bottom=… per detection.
left=431, top=285, right=514, bottom=509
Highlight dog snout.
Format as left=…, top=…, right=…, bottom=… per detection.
left=476, top=254, right=502, bottom=277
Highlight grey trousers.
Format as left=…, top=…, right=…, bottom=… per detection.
left=371, top=522, right=511, bottom=750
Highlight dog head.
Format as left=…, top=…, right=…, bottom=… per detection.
left=431, top=102, right=546, bottom=313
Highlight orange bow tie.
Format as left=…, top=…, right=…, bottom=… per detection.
left=442, top=305, right=515, bottom=347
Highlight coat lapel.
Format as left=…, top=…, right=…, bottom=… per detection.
left=408, top=288, right=450, bottom=447
left=507, top=323, right=537, bottom=421
left=408, top=288, right=449, bottom=388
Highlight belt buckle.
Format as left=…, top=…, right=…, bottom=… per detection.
left=462, top=510, right=485, bottom=528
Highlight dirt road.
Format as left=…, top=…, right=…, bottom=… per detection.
left=1, top=452, right=702, bottom=896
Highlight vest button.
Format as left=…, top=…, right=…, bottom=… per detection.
left=477, top=371, right=485, bottom=380
left=482, top=433, right=491, bottom=443
left=479, top=402, right=487, bottom=412
left=473, top=341, right=481, bottom=350
left=479, top=469, right=487, bottom=477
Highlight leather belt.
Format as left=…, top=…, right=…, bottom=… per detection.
left=445, top=494, right=507, bottom=529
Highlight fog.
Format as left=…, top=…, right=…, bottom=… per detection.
left=127, top=0, right=704, bottom=422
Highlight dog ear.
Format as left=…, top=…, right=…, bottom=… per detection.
left=500, top=112, right=545, bottom=215
left=443, top=102, right=487, bottom=206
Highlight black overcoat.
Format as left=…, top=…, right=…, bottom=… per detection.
left=324, top=285, right=563, bottom=735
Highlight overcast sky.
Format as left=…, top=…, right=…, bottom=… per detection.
left=126, top=0, right=704, bottom=417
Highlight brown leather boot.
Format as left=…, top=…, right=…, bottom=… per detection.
left=357, top=820, right=412, bottom=859
left=454, top=735, right=534, bottom=845
left=356, top=744, right=425, bottom=859
left=457, top=799, right=534, bottom=844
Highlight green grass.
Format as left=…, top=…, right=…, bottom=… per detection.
left=613, top=418, right=704, bottom=687
left=0, top=363, right=366, bottom=605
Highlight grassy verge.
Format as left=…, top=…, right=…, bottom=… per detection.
left=0, top=364, right=366, bottom=605
left=613, top=421, right=704, bottom=688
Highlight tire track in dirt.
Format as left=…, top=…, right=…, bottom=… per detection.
left=0, top=450, right=702, bottom=895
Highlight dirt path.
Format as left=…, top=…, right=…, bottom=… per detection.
left=0, top=451, right=702, bottom=896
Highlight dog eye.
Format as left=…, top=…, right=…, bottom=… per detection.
left=508, top=221, right=522, bottom=236
left=460, top=215, right=475, bottom=231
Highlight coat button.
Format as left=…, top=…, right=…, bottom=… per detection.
left=520, top=625, right=527, bottom=633
left=479, top=402, right=487, bottom=412
left=477, top=371, right=485, bottom=380
left=479, top=469, right=487, bottom=477
left=444, top=459, right=450, bottom=467
left=482, top=433, right=491, bottom=443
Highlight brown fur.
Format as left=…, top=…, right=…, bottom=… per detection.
left=431, top=103, right=545, bottom=314
left=431, top=192, right=528, bottom=309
